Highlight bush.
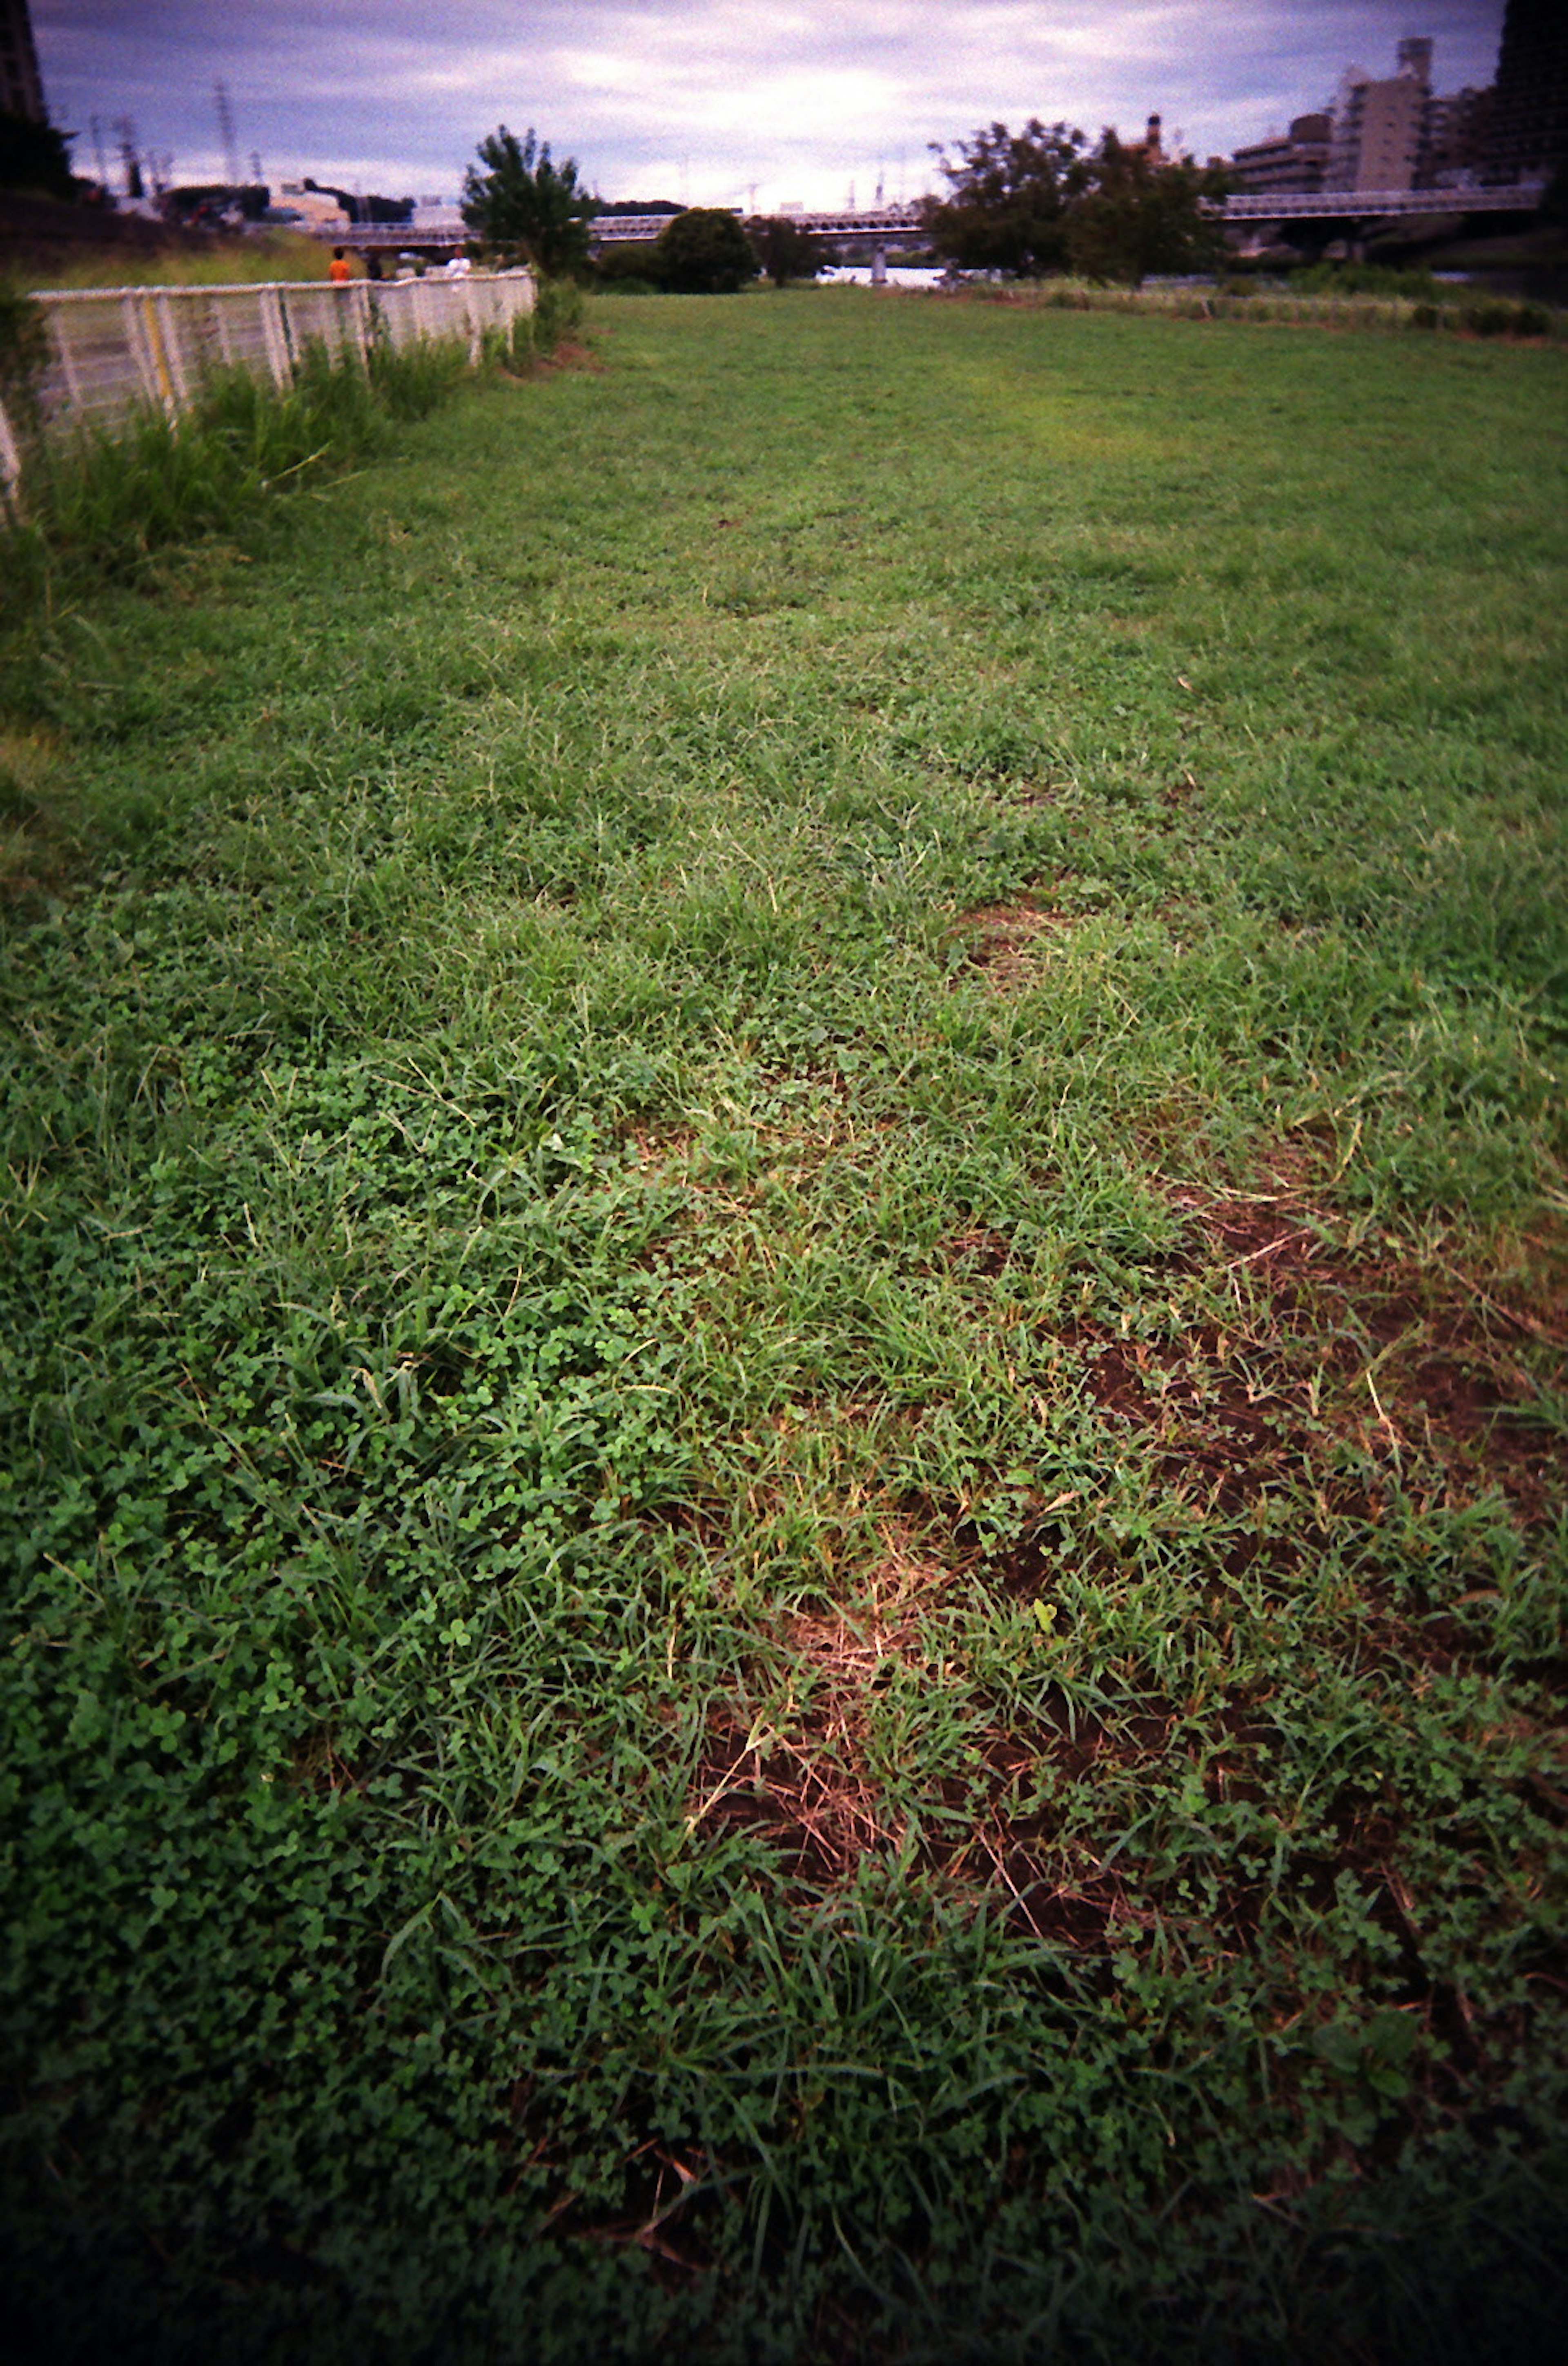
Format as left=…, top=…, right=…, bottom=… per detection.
left=530, top=276, right=584, bottom=357
left=0, top=279, right=48, bottom=437
left=1459, top=298, right=1551, bottom=339
left=1294, top=260, right=1447, bottom=300
left=651, top=209, right=758, bottom=294
left=592, top=244, right=663, bottom=290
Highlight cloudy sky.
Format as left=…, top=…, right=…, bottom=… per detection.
left=36, top=2, right=1505, bottom=211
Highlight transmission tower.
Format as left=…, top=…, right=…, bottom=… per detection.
left=112, top=114, right=142, bottom=198
left=214, top=78, right=240, bottom=186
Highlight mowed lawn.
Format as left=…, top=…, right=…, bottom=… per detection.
left=3, top=290, right=1566, bottom=2362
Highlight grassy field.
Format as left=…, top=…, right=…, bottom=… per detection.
left=2, top=290, right=1566, bottom=2362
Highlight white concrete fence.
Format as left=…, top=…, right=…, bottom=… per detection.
left=0, top=270, right=536, bottom=493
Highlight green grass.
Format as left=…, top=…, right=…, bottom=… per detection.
left=2, top=291, right=1566, bottom=2363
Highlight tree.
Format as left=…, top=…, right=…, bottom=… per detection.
left=924, top=119, right=1089, bottom=275
left=1064, top=131, right=1231, bottom=286
left=925, top=115, right=1229, bottom=285
left=652, top=208, right=758, bottom=293
left=0, top=111, right=78, bottom=202
left=747, top=216, right=828, bottom=287
left=461, top=125, right=595, bottom=277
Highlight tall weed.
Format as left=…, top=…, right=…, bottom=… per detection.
left=0, top=336, right=472, bottom=616
left=368, top=331, right=470, bottom=419
left=529, top=276, right=585, bottom=359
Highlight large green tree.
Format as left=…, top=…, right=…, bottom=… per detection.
left=923, top=118, right=1089, bottom=275
left=747, top=215, right=830, bottom=287
left=0, top=110, right=78, bottom=201
left=652, top=208, right=758, bottom=293
left=1065, top=131, right=1231, bottom=286
left=461, top=125, right=595, bottom=277
left=926, top=116, right=1229, bottom=285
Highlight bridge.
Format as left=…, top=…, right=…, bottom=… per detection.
left=1222, top=182, right=1546, bottom=221
left=311, top=181, right=1548, bottom=263
left=585, top=187, right=1547, bottom=242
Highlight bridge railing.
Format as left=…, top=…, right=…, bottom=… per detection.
left=1223, top=181, right=1545, bottom=219
left=0, top=271, right=535, bottom=482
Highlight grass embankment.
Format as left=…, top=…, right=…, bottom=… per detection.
left=2, top=293, right=1566, bottom=2361
left=7, top=231, right=342, bottom=292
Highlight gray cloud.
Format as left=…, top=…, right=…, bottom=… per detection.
left=36, top=2, right=1506, bottom=207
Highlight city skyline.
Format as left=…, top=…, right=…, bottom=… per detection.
left=35, top=2, right=1506, bottom=209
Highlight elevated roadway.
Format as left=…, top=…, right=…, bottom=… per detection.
left=313, top=182, right=1547, bottom=261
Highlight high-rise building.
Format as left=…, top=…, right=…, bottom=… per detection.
left=1397, top=38, right=1434, bottom=89
left=1486, top=0, right=1568, bottom=184
left=0, top=0, right=47, bottom=124
left=1326, top=42, right=1432, bottom=192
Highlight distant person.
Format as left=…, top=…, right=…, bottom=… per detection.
left=365, top=250, right=384, bottom=281
left=329, top=247, right=352, bottom=284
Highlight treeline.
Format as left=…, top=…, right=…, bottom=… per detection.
left=461, top=114, right=1230, bottom=293
left=924, top=118, right=1229, bottom=286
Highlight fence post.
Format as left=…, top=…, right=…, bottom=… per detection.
left=137, top=291, right=180, bottom=418
left=119, top=291, right=160, bottom=411
left=258, top=287, right=292, bottom=388
left=0, top=397, right=22, bottom=502
left=156, top=291, right=191, bottom=409
left=49, top=302, right=84, bottom=414
left=349, top=282, right=372, bottom=364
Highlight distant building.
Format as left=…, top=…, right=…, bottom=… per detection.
left=1229, top=112, right=1331, bottom=194
left=1420, top=86, right=1494, bottom=188
left=275, top=180, right=350, bottom=230
left=1326, top=41, right=1431, bottom=192
left=0, top=0, right=46, bottom=124
left=1486, top=0, right=1568, bottom=184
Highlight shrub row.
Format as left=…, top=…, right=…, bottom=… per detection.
left=973, top=280, right=1563, bottom=339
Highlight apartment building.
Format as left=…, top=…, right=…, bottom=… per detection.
left=1326, top=40, right=1431, bottom=193
left=0, top=0, right=46, bottom=124
left=1228, top=113, right=1331, bottom=195
left=1487, top=0, right=1568, bottom=184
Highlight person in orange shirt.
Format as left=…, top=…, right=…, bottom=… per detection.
left=329, top=247, right=352, bottom=284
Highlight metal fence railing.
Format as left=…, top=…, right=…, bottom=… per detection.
left=0, top=270, right=536, bottom=488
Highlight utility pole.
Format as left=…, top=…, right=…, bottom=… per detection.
left=214, top=77, right=240, bottom=186
left=249, top=150, right=263, bottom=188
left=89, top=113, right=108, bottom=187
left=112, top=114, right=142, bottom=199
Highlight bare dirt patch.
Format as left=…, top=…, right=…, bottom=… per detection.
left=939, top=1223, right=1015, bottom=1276
left=687, top=1535, right=951, bottom=1884
left=944, top=898, right=1081, bottom=989
left=1103, top=1184, right=1568, bottom=1525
